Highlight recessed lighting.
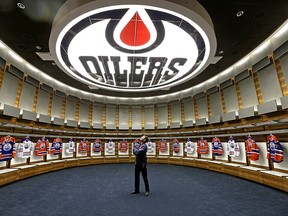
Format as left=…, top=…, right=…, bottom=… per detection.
left=17, top=3, right=25, bottom=9
left=52, top=62, right=56, bottom=65
left=219, top=50, right=224, bottom=54
left=236, top=11, right=244, bottom=17
left=36, top=46, right=42, bottom=50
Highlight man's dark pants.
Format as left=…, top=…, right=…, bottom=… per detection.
left=134, top=164, right=149, bottom=192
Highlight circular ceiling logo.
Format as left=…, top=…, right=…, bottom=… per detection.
left=50, top=1, right=216, bottom=92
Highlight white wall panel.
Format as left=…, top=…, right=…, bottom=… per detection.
left=222, top=85, right=239, bottom=113
left=92, top=104, right=103, bottom=124
left=238, top=76, right=258, bottom=108
left=51, top=95, right=63, bottom=118
left=36, top=89, right=50, bottom=115
left=19, top=82, right=36, bottom=111
left=0, top=72, right=19, bottom=107
left=209, top=92, right=222, bottom=115
left=65, top=99, right=77, bottom=121
left=106, top=105, right=116, bottom=124
left=183, top=99, right=195, bottom=121
left=79, top=102, right=89, bottom=122
left=144, top=105, right=154, bottom=127
left=132, top=106, right=142, bottom=129
left=119, top=105, right=129, bottom=129
left=196, top=96, right=208, bottom=119
left=257, top=64, right=282, bottom=103
left=157, top=104, right=168, bottom=124
left=171, top=102, right=181, bottom=123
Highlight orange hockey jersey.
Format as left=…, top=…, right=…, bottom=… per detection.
left=157, top=139, right=168, bottom=153
left=78, top=139, right=89, bottom=153
left=197, top=138, right=208, bottom=154
left=119, top=140, right=128, bottom=152
left=245, top=136, right=259, bottom=161
left=35, top=137, right=50, bottom=156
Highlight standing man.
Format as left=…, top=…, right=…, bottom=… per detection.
left=131, top=135, right=150, bottom=196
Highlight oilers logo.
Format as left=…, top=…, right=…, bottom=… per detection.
left=3, top=143, right=12, bottom=151
left=24, top=142, right=30, bottom=149
left=269, top=142, right=275, bottom=151
left=213, top=141, right=219, bottom=148
left=51, top=1, right=215, bottom=92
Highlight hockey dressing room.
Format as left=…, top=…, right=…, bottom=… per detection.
left=0, top=0, right=288, bottom=216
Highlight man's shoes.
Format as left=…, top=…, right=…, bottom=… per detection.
left=130, top=191, right=139, bottom=194
left=145, top=191, right=149, bottom=196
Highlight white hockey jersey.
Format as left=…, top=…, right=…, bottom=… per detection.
left=147, top=141, right=155, bottom=153
left=65, top=139, right=75, bottom=154
left=16, top=137, right=33, bottom=158
left=185, top=139, right=195, bottom=154
left=106, top=140, right=115, bottom=153
left=227, top=137, right=240, bottom=157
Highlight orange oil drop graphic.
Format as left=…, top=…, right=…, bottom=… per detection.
left=120, top=12, right=151, bottom=46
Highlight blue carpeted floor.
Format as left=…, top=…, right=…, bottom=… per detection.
left=0, top=164, right=287, bottom=216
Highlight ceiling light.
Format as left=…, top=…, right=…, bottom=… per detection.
left=41, top=72, right=52, bottom=81
left=274, top=21, right=288, bottom=38
left=9, top=50, right=23, bottom=62
left=221, top=67, right=232, bottom=76
left=36, top=46, right=42, bottom=50
left=50, top=2, right=216, bottom=93
left=253, top=41, right=270, bottom=54
left=17, top=3, right=25, bottom=9
left=235, top=56, right=249, bottom=66
left=236, top=11, right=244, bottom=17
left=0, top=41, right=6, bottom=48
left=218, top=50, right=224, bottom=54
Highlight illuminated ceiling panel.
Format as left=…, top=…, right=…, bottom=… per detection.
left=49, top=0, right=217, bottom=92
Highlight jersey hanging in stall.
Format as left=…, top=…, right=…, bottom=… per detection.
left=17, top=137, right=33, bottom=158
left=185, top=139, right=195, bottom=154
left=51, top=137, right=63, bottom=155
left=245, top=135, right=259, bottom=161
left=227, top=137, right=240, bottom=157
left=0, top=135, right=16, bottom=161
left=78, top=139, right=89, bottom=153
left=157, top=139, right=168, bottom=153
left=119, top=140, right=128, bottom=153
left=35, top=137, right=50, bottom=156
left=267, top=134, right=283, bottom=163
left=211, top=137, right=223, bottom=156
left=147, top=141, right=155, bottom=153
left=172, top=139, right=180, bottom=153
left=106, top=140, right=115, bottom=153
left=197, top=138, right=208, bottom=154
left=93, top=139, right=102, bottom=153
left=65, top=139, right=75, bottom=154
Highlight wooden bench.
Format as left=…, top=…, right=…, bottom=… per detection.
left=260, top=170, right=288, bottom=191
